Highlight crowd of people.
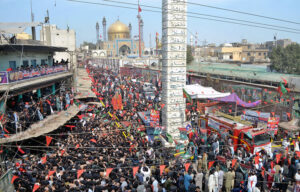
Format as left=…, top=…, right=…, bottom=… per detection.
left=6, top=59, right=69, bottom=73
left=3, top=89, right=74, bottom=135
left=4, top=65, right=300, bottom=192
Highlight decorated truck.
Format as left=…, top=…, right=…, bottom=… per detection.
left=198, top=113, right=272, bottom=154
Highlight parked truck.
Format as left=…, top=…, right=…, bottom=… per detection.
left=198, top=113, right=272, bottom=154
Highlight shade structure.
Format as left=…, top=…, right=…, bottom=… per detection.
left=184, top=84, right=230, bottom=99
left=0, top=22, right=41, bottom=34
left=212, top=93, right=261, bottom=108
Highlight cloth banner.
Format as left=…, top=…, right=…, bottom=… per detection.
left=212, top=93, right=261, bottom=108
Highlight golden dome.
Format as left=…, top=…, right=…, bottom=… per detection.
left=108, top=20, right=130, bottom=41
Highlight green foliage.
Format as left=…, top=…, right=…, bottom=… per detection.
left=270, top=43, right=300, bottom=74
left=82, top=41, right=97, bottom=50
left=187, top=45, right=194, bottom=65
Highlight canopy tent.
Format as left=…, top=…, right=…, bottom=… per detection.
left=184, top=84, right=230, bottom=99
left=0, top=22, right=42, bottom=34
left=212, top=93, right=261, bottom=108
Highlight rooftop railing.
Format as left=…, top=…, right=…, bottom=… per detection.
left=0, top=65, right=68, bottom=84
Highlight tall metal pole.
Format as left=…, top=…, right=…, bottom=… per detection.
left=138, top=0, right=141, bottom=58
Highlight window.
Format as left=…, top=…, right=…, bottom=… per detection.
left=41, top=59, right=46, bottom=65
left=9, top=61, right=16, bottom=70
left=247, top=53, right=250, bottom=56
left=264, top=52, right=267, bottom=56
left=258, top=53, right=261, bottom=56
left=31, top=59, right=37, bottom=67
left=23, top=60, right=29, bottom=67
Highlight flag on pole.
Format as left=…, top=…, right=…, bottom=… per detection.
left=183, top=89, right=191, bottom=102
left=46, top=136, right=52, bottom=146
left=281, top=77, right=287, bottom=85
left=138, top=5, right=142, bottom=12
left=11, top=175, right=18, bottom=184
left=277, top=82, right=287, bottom=96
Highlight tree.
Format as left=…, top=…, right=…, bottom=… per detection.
left=82, top=41, right=97, bottom=50
left=270, top=43, right=300, bottom=74
left=187, top=45, right=194, bottom=65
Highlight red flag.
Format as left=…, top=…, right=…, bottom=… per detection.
left=271, top=161, right=274, bottom=169
left=17, top=146, right=25, bottom=154
left=286, top=112, right=291, bottom=119
left=4, top=134, right=10, bottom=138
left=132, top=166, right=139, bottom=177
left=276, top=154, right=282, bottom=163
left=77, top=114, right=84, bottom=120
left=208, top=161, right=214, bottom=170
left=256, top=111, right=261, bottom=116
left=271, top=112, right=275, bottom=117
left=138, top=5, right=142, bottom=12
left=47, top=170, right=55, bottom=179
left=75, top=144, right=80, bottom=149
left=65, top=125, right=75, bottom=131
left=3, top=127, right=9, bottom=133
left=77, top=169, right=85, bottom=179
left=33, top=184, right=40, bottom=192
left=232, top=159, right=237, bottom=168
left=160, top=165, right=166, bottom=176
left=6, top=68, right=12, bottom=72
left=281, top=77, right=287, bottom=86
left=160, top=104, right=165, bottom=109
left=41, top=156, right=47, bottom=164
left=60, top=149, right=65, bottom=156
left=184, top=163, right=191, bottom=172
left=90, top=139, right=97, bottom=143
left=229, top=109, right=232, bottom=113
left=11, top=175, right=18, bottom=184
left=254, top=156, right=259, bottom=165
left=46, top=136, right=52, bottom=146
left=106, top=168, right=113, bottom=177
left=242, top=111, right=246, bottom=115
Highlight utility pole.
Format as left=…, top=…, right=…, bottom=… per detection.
left=137, top=0, right=142, bottom=58
left=30, top=0, right=36, bottom=40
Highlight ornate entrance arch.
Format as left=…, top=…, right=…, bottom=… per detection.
left=119, top=45, right=131, bottom=56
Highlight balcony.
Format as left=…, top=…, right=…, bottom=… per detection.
left=0, top=65, right=73, bottom=92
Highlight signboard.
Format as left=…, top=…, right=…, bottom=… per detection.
left=0, top=72, right=8, bottom=84
left=150, top=110, right=160, bottom=127
left=267, top=117, right=279, bottom=134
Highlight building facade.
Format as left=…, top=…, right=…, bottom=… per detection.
left=40, top=24, right=76, bottom=64
left=100, top=20, right=145, bottom=57
left=217, top=45, right=242, bottom=61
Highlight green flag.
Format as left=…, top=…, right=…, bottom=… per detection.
left=183, top=88, right=192, bottom=102
left=166, top=133, right=173, bottom=143
left=277, top=82, right=287, bottom=96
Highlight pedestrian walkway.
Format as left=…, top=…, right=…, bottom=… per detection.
left=75, top=68, right=97, bottom=99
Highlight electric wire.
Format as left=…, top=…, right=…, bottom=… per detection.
left=66, top=0, right=300, bottom=34
left=101, top=0, right=300, bottom=32
left=187, top=1, right=300, bottom=25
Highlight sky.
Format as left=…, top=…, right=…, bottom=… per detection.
left=1, top=0, right=300, bottom=48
